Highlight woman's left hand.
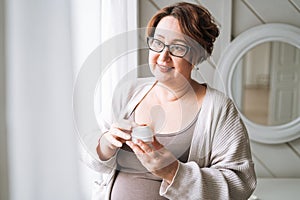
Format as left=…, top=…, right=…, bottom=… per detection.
left=126, top=137, right=179, bottom=184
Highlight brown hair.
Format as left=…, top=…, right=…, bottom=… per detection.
left=146, top=2, right=219, bottom=64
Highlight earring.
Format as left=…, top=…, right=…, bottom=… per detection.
left=193, top=65, right=199, bottom=70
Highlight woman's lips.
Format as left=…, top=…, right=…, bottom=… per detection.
left=157, top=64, right=173, bottom=72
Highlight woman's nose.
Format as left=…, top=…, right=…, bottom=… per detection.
left=158, top=47, right=171, bottom=62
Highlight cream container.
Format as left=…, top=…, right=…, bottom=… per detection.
left=131, top=126, right=154, bottom=144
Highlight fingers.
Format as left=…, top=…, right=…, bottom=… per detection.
left=140, top=140, right=155, bottom=153
left=104, top=127, right=131, bottom=149
left=126, top=138, right=161, bottom=154
left=126, top=140, right=144, bottom=153
left=110, top=126, right=131, bottom=140
left=101, top=120, right=134, bottom=150
left=152, top=136, right=163, bottom=150
left=137, top=140, right=154, bottom=153
left=104, top=133, right=123, bottom=148
left=126, top=139, right=178, bottom=178
left=126, top=140, right=160, bottom=163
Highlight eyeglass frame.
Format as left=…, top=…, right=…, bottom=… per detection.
left=146, top=36, right=191, bottom=58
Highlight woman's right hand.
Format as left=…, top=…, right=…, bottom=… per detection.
left=97, top=120, right=133, bottom=161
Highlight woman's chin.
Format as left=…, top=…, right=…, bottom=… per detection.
left=152, top=69, right=172, bottom=83
left=154, top=75, right=170, bottom=83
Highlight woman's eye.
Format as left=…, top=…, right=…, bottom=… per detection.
left=153, top=40, right=163, bottom=46
left=173, top=45, right=185, bottom=52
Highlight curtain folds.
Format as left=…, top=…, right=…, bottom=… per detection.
left=98, top=0, right=138, bottom=115
left=6, top=0, right=137, bottom=199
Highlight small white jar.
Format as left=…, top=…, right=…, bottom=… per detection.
left=131, top=126, right=154, bottom=144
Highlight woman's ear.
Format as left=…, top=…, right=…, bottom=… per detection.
left=188, top=46, right=207, bottom=66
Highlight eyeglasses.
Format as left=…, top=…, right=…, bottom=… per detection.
left=147, top=37, right=191, bottom=58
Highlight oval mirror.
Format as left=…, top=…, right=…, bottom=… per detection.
left=214, top=23, right=300, bottom=144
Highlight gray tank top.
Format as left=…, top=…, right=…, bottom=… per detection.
left=110, top=111, right=198, bottom=200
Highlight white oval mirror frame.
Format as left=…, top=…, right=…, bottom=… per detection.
left=214, top=23, right=300, bottom=144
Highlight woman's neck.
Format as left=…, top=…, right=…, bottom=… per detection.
left=155, top=79, right=194, bottom=102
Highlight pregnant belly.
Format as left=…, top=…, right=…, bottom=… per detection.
left=110, top=171, right=168, bottom=200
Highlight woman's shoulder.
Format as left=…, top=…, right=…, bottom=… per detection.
left=131, top=77, right=157, bottom=90
left=204, top=84, right=233, bottom=106
left=200, top=85, right=243, bottom=129
left=200, top=84, right=241, bottom=120
left=114, top=77, right=156, bottom=98
left=112, top=77, right=156, bottom=115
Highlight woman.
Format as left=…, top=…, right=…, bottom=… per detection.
left=94, top=2, right=256, bottom=200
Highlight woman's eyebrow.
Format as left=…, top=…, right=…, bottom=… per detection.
left=154, top=34, right=187, bottom=44
left=153, top=34, right=165, bottom=39
left=172, top=39, right=187, bottom=44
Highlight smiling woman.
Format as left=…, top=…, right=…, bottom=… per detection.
left=91, top=2, right=256, bottom=200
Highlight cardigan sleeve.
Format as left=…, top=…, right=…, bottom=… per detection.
left=79, top=110, right=118, bottom=174
left=78, top=81, right=127, bottom=174
left=160, top=90, right=257, bottom=200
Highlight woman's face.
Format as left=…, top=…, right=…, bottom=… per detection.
left=148, top=16, right=194, bottom=84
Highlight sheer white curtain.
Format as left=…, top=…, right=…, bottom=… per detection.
left=6, top=0, right=81, bottom=200
left=72, top=0, right=138, bottom=121
left=71, top=1, right=102, bottom=199
left=98, top=0, right=138, bottom=114
left=72, top=0, right=138, bottom=199
left=5, top=0, right=137, bottom=199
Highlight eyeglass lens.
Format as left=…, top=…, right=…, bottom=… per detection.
left=147, top=37, right=189, bottom=57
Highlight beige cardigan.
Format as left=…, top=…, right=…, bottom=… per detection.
left=82, top=78, right=257, bottom=200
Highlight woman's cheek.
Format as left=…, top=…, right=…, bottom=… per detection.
left=148, top=53, right=157, bottom=69
left=148, top=51, right=157, bottom=63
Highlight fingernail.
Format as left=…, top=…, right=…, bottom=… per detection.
left=137, top=140, right=143, bottom=145
left=125, top=135, right=131, bottom=140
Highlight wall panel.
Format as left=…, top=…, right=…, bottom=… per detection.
left=251, top=141, right=300, bottom=178
left=245, top=0, right=300, bottom=26
left=232, top=0, right=262, bottom=36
